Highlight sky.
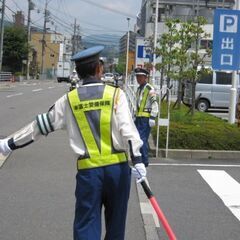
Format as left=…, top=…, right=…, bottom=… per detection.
left=5, top=0, right=142, bottom=42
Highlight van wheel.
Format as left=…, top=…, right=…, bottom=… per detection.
left=197, top=99, right=209, bottom=112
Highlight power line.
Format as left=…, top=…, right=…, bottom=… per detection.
left=78, top=0, right=136, bottom=18
left=9, top=0, right=22, bottom=11
left=45, top=3, right=127, bottom=33
left=5, top=4, right=17, bottom=15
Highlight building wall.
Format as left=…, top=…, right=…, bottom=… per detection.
left=128, top=51, right=135, bottom=73
left=119, top=31, right=136, bottom=54
left=138, top=0, right=235, bottom=38
left=14, top=11, right=25, bottom=27
left=119, top=31, right=136, bottom=73
left=30, top=32, right=63, bottom=75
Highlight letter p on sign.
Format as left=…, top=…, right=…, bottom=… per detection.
left=220, top=15, right=238, bottom=33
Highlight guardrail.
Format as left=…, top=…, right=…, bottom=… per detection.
left=0, top=72, right=13, bottom=81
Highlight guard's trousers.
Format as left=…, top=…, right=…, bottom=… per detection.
left=73, top=162, right=131, bottom=240
left=135, top=117, right=151, bottom=167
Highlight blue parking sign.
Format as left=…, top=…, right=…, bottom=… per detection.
left=212, top=9, right=240, bottom=71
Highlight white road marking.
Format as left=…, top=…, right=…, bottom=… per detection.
left=198, top=170, right=240, bottom=221
left=32, top=88, right=43, bottom=92
left=48, top=86, right=54, bottom=89
left=150, top=163, right=240, bottom=168
left=6, top=93, right=23, bottom=98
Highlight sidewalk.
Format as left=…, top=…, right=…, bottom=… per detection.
left=148, top=134, right=240, bottom=160
left=0, top=81, right=14, bottom=89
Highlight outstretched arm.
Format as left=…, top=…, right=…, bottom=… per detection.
left=0, top=95, right=67, bottom=154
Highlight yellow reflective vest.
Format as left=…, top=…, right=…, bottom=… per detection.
left=136, top=84, right=152, bottom=117
left=68, top=84, right=127, bottom=170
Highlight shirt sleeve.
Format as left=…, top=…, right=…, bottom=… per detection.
left=8, top=95, right=67, bottom=150
left=149, top=88, right=159, bottom=118
left=115, top=89, right=143, bottom=165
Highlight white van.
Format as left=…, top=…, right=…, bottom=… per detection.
left=56, top=61, right=71, bottom=82
left=183, top=70, right=239, bottom=112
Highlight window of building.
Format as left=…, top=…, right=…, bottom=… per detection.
left=152, top=7, right=165, bottom=22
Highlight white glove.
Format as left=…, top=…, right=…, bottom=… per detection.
left=149, top=118, right=156, bottom=127
left=132, top=163, right=147, bottom=183
left=0, top=138, right=12, bottom=156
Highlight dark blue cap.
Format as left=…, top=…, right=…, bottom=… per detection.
left=134, top=67, right=149, bottom=76
left=71, top=46, right=104, bottom=64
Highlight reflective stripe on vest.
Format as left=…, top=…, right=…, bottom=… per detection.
left=136, top=84, right=151, bottom=117
left=68, top=85, right=127, bottom=170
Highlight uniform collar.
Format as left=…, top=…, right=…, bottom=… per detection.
left=139, top=82, right=147, bottom=90
left=82, top=76, right=102, bottom=85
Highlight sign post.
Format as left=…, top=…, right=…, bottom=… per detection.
left=212, top=9, right=240, bottom=124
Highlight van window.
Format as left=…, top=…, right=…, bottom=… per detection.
left=216, top=72, right=232, bottom=85
left=200, top=39, right=213, bottom=49
left=198, top=72, right=213, bottom=84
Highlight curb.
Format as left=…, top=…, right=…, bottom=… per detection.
left=135, top=181, right=161, bottom=240
left=149, top=134, right=240, bottom=160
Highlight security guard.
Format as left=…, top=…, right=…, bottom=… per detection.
left=0, top=46, right=147, bottom=240
left=134, top=67, right=159, bottom=167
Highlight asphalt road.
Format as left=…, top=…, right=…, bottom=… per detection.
left=1, top=80, right=240, bottom=240
left=147, top=158, right=240, bottom=240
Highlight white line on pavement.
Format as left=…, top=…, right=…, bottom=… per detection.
left=48, top=86, right=55, bottom=89
left=32, top=88, right=43, bottom=92
left=150, top=163, right=240, bottom=167
left=198, top=170, right=240, bottom=221
left=6, top=93, right=23, bottom=98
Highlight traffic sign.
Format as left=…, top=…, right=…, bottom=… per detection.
left=212, top=9, right=240, bottom=71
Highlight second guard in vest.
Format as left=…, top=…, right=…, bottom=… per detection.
left=0, top=46, right=147, bottom=240
left=134, top=67, right=159, bottom=167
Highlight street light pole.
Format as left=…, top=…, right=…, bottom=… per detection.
left=125, top=17, right=130, bottom=88
left=229, top=0, right=240, bottom=124
left=152, top=0, right=159, bottom=85
left=0, top=0, right=6, bottom=72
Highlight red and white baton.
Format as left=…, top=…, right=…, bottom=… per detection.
left=141, top=180, right=177, bottom=240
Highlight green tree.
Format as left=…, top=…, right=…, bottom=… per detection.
left=173, top=20, right=195, bottom=109
left=2, top=26, right=28, bottom=73
left=155, top=19, right=180, bottom=101
left=183, top=16, right=211, bottom=115
left=155, top=17, right=211, bottom=115
left=115, top=55, right=126, bottom=74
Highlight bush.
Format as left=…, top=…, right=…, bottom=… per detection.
left=151, top=102, right=240, bottom=150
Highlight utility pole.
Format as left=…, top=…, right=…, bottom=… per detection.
left=125, top=17, right=130, bottom=88
left=26, top=0, right=34, bottom=80
left=0, top=0, right=6, bottom=72
left=72, top=18, right=77, bottom=56
left=41, top=0, right=50, bottom=76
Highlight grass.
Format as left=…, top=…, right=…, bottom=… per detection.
left=151, top=102, right=240, bottom=150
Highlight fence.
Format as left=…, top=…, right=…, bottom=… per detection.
left=125, top=73, right=178, bottom=102
left=0, top=72, right=13, bottom=81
